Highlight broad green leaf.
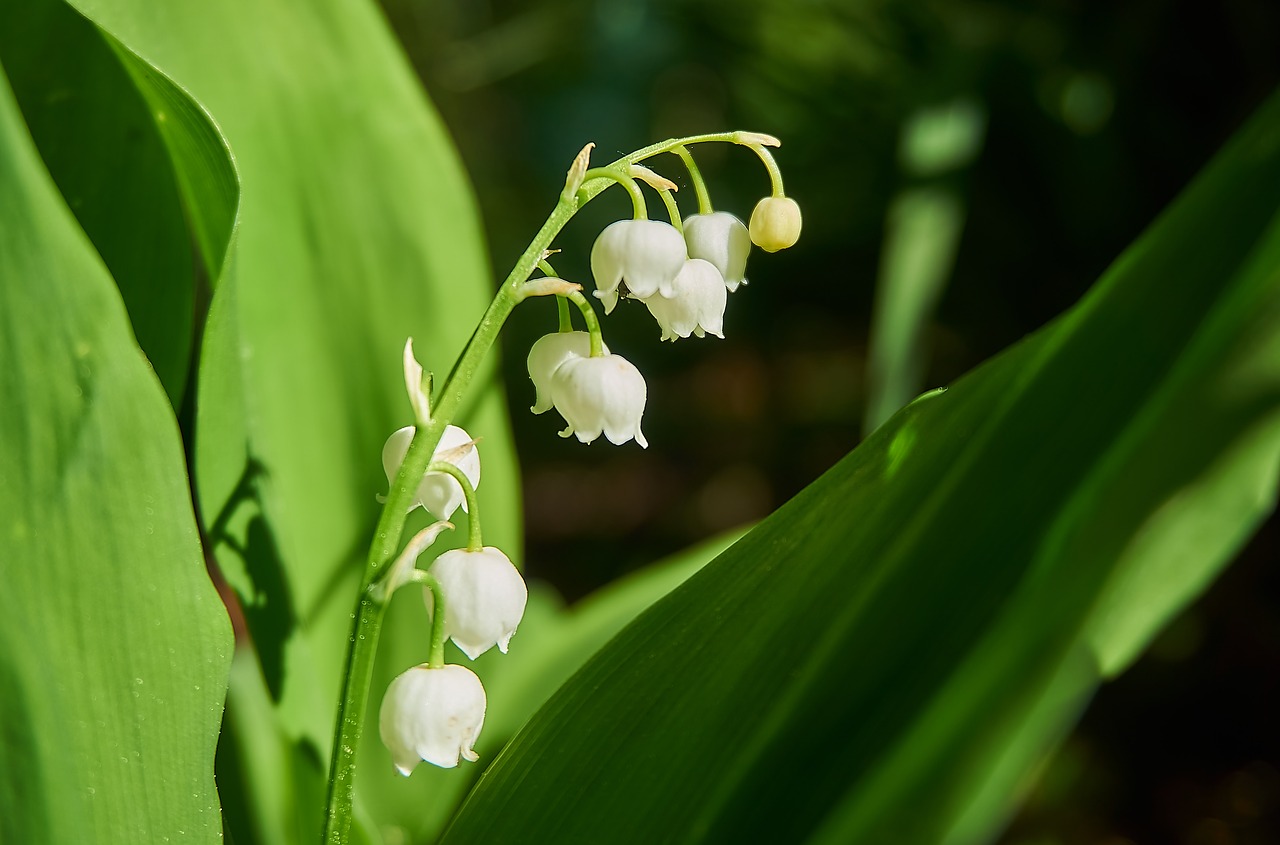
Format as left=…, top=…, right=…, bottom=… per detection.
left=0, top=64, right=231, bottom=844
left=0, top=0, right=197, bottom=406
left=441, top=92, right=1280, bottom=844
left=64, top=0, right=520, bottom=837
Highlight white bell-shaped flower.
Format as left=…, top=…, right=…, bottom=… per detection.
left=550, top=353, right=648, bottom=447
left=379, top=663, right=486, bottom=774
left=427, top=546, right=528, bottom=660
left=749, top=196, right=802, bottom=252
left=382, top=424, right=480, bottom=519
left=526, top=331, right=607, bottom=414
left=683, top=212, right=751, bottom=292
left=644, top=258, right=728, bottom=341
left=590, top=219, right=687, bottom=313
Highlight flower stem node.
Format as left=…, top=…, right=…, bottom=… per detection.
left=427, top=546, right=528, bottom=660
left=382, top=424, right=481, bottom=519
left=526, top=331, right=607, bottom=414
left=748, top=196, right=802, bottom=253
left=591, top=219, right=687, bottom=314
left=379, top=664, right=486, bottom=774
left=550, top=353, right=649, bottom=447
left=645, top=259, right=727, bottom=341
left=683, top=212, right=751, bottom=292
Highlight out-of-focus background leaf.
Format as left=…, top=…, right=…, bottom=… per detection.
left=0, top=62, right=232, bottom=843
left=380, top=2, right=1280, bottom=840
left=441, top=89, right=1280, bottom=845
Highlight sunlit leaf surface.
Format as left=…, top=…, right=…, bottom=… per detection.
left=64, top=0, right=520, bottom=837
left=0, top=64, right=232, bottom=844
left=442, top=93, right=1280, bottom=845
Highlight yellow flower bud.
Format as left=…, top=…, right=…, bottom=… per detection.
left=748, top=196, right=802, bottom=252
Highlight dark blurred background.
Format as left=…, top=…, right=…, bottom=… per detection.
left=379, top=1, right=1280, bottom=842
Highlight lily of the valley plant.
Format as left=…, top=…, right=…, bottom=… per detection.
left=321, top=132, right=800, bottom=843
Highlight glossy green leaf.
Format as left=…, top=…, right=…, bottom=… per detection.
left=0, top=0, right=198, bottom=406
left=64, top=0, right=520, bottom=838
left=0, top=64, right=231, bottom=844
left=441, top=92, right=1280, bottom=844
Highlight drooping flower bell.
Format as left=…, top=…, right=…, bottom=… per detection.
left=644, top=258, right=727, bottom=341
left=590, top=219, right=687, bottom=313
left=526, top=331, right=607, bottom=414
left=428, top=547, right=528, bottom=660
left=550, top=353, right=648, bottom=447
left=382, top=424, right=480, bottom=519
left=683, top=212, right=751, bottom=292
left=379, top=664, right=487, bottom=774
left=748, top=196, right=802, bottom=252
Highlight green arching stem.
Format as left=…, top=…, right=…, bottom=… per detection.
left=675, top=146, right=713, bottom=214
left=748, top=144, right=786, bottom=197
left=583, top=166, right=647, bottom=219
left=322, top=129, right=771, bottom=845
left=565, top=290, right=604, bottom=357
left=538, top=259, right=575, bottom=332
left=556, top=295, right=574, bottom=332
left=427, top=461, right=482, bottom=552
left=656, top=187, right=684, bottom=233
left=416, top=574, right=448, bottom=668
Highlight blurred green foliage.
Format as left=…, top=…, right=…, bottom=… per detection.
left=381, top=1, right=1280, bottom=842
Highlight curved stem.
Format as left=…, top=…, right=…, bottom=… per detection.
left=556, top=295, right=574, bottom=332
left=538, top=259, right=575, bottom=332
left=427, top=461, right=481, bottom=552
left=675, top=146, right=713, bottom=214
left=656, top=188, right=684, bottom=232
left=322, top=129, right=774, bottom=845
left=566, top=290, right=604, bottom=357
left=583, top=167, right=647, bottom=219
left=748, top=144, right=786, bottom=197
left=418, top=575, right=447, bottom=668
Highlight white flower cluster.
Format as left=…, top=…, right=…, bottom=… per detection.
left=377, top=346, right=528, bottom=774
left=592, top=213, right=745, bottom=340
left=527, top=331, right=648, bottom=448
left=525, top=187, right=800, bottom=449
left=374, top=140, right=802, bottom=776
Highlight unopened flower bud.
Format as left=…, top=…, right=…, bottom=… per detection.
left=382, top=424, right=480, bottom=519
left=379, top=664, right=486, bottom=774
left=550, top=353, right=648, bottom=448
left=590, top=219, right=687, bottom=313
left=683, top=212, right=751, bottom=291
left=645, top=259, right=727, bottom=341
left=428, top=546, right=528, bottom=660
left=748, top=196, right=802, bottom=252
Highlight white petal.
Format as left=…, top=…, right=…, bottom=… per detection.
left=428, top=547, right=528, bottom=660
left=550, top=354, right=648, bottom=448
left=381, top=424, right=481, bottom=518
left=590, top=219, right=687, bottom=303
left=644, top=259, right=727, bottom=341
left=683, top=212, right=751, bottom=291
left=379, top=664, right=487, bottom=773
left=526, top=332, right=605, bottom=414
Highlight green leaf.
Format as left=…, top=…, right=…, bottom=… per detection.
left=0, top=0, right=199, bottom=406
left=441, top=91, right=1280, bottom=844
left=0, top=63, right=231, bottom=844
left=64, top=0, right=519, bottom=837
